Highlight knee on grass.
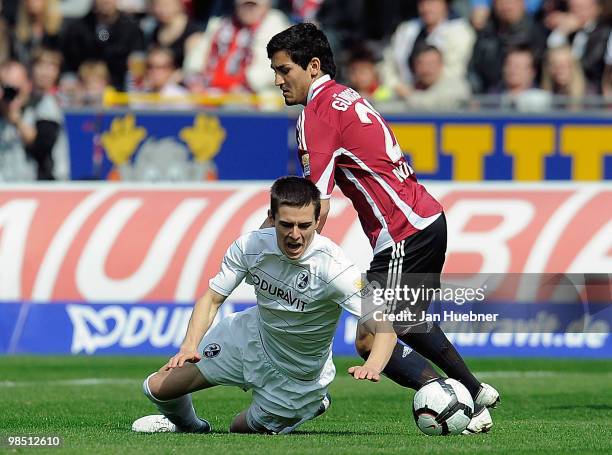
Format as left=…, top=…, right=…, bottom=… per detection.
left=229, top=411, right=253, bottom=434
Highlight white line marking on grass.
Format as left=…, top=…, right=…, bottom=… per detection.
left=476, top=371, right=612, bottom=379
left=0, top=378, right=140, bottom=387
left=0, top=371, right=610, bottom=388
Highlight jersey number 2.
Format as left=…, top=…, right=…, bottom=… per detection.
left=354, top=100, right=403, bottom=162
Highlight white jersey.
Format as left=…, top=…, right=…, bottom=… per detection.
left=209, top=228, right=362, bottom=380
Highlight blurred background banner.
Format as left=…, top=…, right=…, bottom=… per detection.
left=1, top=302, right=357, bottom=356
left=1, top=301, right=609, bottom=357
left=386, top=114, right=612, bottom=181
left=0, top=182, right=609, bottom=357
left=0, top=183, right=610, bottom=302
left=64, top=111, right=612, bottom=182
left=64, top=110, right=291, bottom=181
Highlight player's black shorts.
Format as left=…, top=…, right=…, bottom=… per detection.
left=366, top=213, right=447, bottom=334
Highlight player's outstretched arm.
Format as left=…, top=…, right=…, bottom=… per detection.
left=166, top=288, right=226, bottom=370
left=348, top=322, right=397, bottom=382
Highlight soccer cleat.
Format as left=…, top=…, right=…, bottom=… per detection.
left=132, top=415, right=177, bottom=433
left=132, top=415, right=211, bottom=433
left=462, top=405, right=493, bottom=435
left=314, top=393, right=332, bottom=418
left=475, top=383, right=500, bottom=408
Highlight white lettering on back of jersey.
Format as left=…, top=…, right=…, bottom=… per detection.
left=355, top=101, right=403, bottom=162
left=392, top=161, right=415, bottom=182
left=331, top=88, right=361, bottom=112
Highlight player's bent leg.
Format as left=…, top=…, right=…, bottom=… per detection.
left=399, top=322, right=484, bottom=399
left=229, top=410, right=255, bottom=434
left=236, top=403, right=320, bottom=435
left=232, top=392, right=333, bottom=434
left=148, top=362, right=211, bottom=401
left=134, top=363, right=212, bottom=434
left=239, top=371, right=333, bottom=435
left=356, top=323, right=440, bottom=390
left=229, top=409, right=278, bottom=434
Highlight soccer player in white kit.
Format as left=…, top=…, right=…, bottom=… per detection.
left=132, top=176, right=396, bottom=434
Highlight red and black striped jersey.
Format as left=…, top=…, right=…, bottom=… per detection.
left=297, top=75, right=443, bottom=254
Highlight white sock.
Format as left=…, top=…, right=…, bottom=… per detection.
left=142, top=373, right=206, bottom=433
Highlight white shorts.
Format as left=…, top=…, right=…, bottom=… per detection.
left=196, top=306, right=336, bottom=434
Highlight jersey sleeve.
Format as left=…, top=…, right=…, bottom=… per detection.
left=327, top=257, right=363, bottom=317
left=208, top=238, right=248, bottom=297
left=297, top=109, right=341, bottom=199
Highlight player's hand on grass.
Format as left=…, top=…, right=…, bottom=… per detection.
left=348, top=364, right=381, bottom=382
left=165, top=347, right=201, bottom=370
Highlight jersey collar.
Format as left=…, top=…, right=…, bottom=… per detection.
left=307, top=74, right=332, bottom=104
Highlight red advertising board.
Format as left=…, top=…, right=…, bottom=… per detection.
left=0, top=183, right=609, bottom=303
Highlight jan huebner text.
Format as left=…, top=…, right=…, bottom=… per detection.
left=373, top=310, right=499, bottom=322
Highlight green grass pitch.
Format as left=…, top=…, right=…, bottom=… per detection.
left=0, top=356, right=610, bottom=454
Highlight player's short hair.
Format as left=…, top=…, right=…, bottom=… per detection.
left=266, top=23, right=336, bottom=79
left=270, top=176, right=321, bottom=220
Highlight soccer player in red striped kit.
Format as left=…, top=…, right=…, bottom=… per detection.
left=266, top=23, right=499, bottom=433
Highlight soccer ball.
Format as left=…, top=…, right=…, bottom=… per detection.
left=412, top=378, right=474, bottom=436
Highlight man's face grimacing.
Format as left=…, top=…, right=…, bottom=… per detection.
left=270, top=51, right=318, bottom=106
left=271, top=203, right=319, bottom=260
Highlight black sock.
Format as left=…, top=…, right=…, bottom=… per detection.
left=399, top=323, right=481, bottom=398
left=362, top=340, right=440, bottom=390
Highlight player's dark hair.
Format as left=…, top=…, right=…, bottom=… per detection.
left=267, top=23, right=336, bottom=79
left=270, top=176, right=321, bottom=220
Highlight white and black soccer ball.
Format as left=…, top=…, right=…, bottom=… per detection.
left=412, top=378, right=474, bottom=436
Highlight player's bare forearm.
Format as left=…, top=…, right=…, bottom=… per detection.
left=348, top=323, right=396, bottom=381
left=167, top=289, right=225, bottom=368
left=182, top=288, right=225, bottom=348
left=363, top=330, right=396, bottom=373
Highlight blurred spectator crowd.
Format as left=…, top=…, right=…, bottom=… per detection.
left=0, top=0, right=611, bottom=181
